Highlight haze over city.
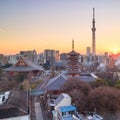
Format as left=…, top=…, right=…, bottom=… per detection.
left=0, top=0, right=120, bottom=55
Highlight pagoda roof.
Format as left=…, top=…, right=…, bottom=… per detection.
left=67, top=50, right=79, bottom=56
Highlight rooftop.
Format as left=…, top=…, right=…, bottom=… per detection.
left=44, top=71, right=97, bottom=91
left=59, top=105, right=76, bottom=113
left=0, top=105, right=27, bottom=119
left=4, top=58, right=43, bottom=72
left=55, top=93, right=71, bottom=106
left=0, top=89, right=29, bottom=119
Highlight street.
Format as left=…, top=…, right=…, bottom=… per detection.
left=30, top=96, right=52, bottom=120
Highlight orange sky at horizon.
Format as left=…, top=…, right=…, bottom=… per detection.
left=0, top=0, right=120, bottom=55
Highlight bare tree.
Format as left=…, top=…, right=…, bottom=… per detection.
left=87, top=86, right=120, bottom=113
left=62, top=77, right=91, bottom=111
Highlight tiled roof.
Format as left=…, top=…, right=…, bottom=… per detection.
left=0, top=89, right=29, bottom=119
left=44, top=72, right=97, bottom=91
left=4, top=59, right=43, bottom=72
left=45, top=75, right=67, bottom=90
left=0, top=106, right=27, bottom=119
left=67, top=50, right=79, bottom=55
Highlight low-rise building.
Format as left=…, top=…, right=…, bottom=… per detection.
left=0, top=89, right=30, bottom=120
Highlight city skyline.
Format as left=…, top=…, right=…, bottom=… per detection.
left=0, top=0, right=120, bottom=55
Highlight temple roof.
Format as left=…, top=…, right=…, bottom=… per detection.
left=4, top=58, right=43, bottom=72
left=44, top=74, right=67, bottom=90
left=43, top=71, right=97, bottom=91
left=67, top=50, right=79, bottom=56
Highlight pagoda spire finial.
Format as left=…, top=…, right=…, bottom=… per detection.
left=72, top=39, right=74, bottom=51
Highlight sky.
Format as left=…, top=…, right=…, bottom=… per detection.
left=0, top=0, right=120, bottom=55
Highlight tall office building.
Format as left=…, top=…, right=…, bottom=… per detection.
left=20, top=50, right=37, bottom=64
left=92, top=8, right=96, bottom=55
left=86, top=46, right=91, bottom=56
left=44, top=49, right=59, bottom=66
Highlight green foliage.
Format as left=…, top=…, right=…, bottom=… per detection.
left=0, top=68, right=2, bottom=75
left=16, top=74, right=25, bottom=83
left=43, top=63, right=50, bottom=70
left=30, top=80, right=42, bottom=90
left=95, top=72, right=115, bottom=86
left=62, top=77, right=120, bottom=113
left=30, top=83, right=38, bottom=90
left=3, top=63, right=12, bottom=68
left=90, top=78, right=108, bottom=88
left=114, top=80, right=120, bottom=89
left=19, top=85, right=24, bottom=90
left=36, top=79, right=42, bottom=84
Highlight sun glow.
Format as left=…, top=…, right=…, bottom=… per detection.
left=111, top=48, right=119, bottom=54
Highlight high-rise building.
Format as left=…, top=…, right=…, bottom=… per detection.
left=92, top=8, right=96, bottom=55
left=86, top=46, right=91, bottom=56
left=60, top=53, right=67, bottom=61
left=20, top=50, right=37, bottom=64
left=44, top=49, right=59, bottom=66
left=0, top=54, right=8, bottom=65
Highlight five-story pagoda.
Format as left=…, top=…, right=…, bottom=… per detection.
left=67, top=40, right=80, bottom=77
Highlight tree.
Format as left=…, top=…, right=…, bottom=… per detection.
left=0, top=68, right=2, bottom=75
left=22, top=79, right=30, bottom=90
left=66, top=88, right=85, bottom=112
left=90, top=78, right=108, bottom=88
left=62, top=77, right=91, bottom=111
left=3, top=63, right=12, bottom=68
left=0, top=78, right=17, bottom=92
left=114, top=80, right=120, bottom=89
left=87, top=86, right=120, bottom=113
left=62, top=77, right=91, bottom=96
left=96, top=72, right=115, bottom=86
left=15, top=73, right=27, bottom=83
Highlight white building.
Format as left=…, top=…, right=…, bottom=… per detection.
left=54, top=93, right=71, bottom=111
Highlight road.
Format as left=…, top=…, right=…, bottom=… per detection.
left=30, top=96, right=52, bottom=120
left=30, top=75, right=52, bottom=120
left=35, top=102, right=43, bottom=120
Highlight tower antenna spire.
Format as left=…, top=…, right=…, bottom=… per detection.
left=93, top=8, right=95, bottom=19
left=92, top=8, right=96, bottom=55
